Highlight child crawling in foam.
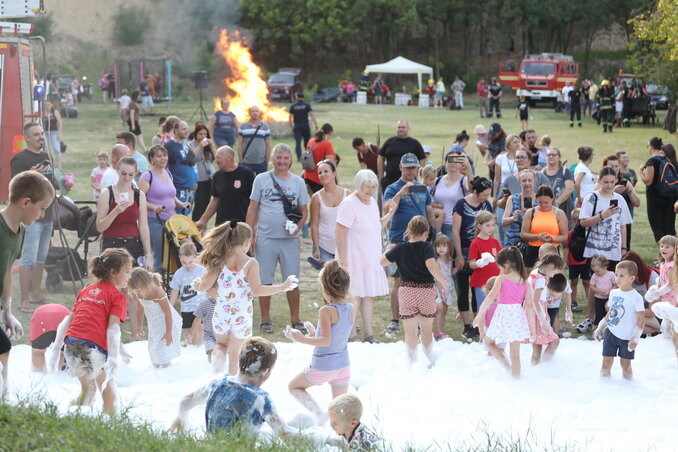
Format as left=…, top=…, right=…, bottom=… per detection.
left=170, top=336, right=295, bottom=436
left=327, top=393, right=382, bottom=451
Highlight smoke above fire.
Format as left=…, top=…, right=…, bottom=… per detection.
left=213, top=29, right=289, bottom=122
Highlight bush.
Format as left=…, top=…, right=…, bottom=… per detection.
left=112, top=5, right=150, bottom=46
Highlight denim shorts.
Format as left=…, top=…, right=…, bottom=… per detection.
left=602, top=328, right=635, bottom=360
left=318, top=247, right=335, bottom=262
left=20, top=220, right=53, bottom=269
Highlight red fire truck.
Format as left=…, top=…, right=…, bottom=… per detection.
left=0, top=1, right=42, bottom=202
left=499, top=53, right=579, bottom=104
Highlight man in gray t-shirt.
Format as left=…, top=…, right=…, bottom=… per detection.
left=237, top=106, right=271, bottom=175
left=246, top=144, right=308, bottom=334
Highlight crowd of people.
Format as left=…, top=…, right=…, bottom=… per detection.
left=2, top=96, right=678, bottom=449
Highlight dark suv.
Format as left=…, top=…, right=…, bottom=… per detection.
left=267, top=68, right=302, bottom=102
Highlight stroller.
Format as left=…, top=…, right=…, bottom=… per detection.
left=44, top=196, right=99, bottom=292
left=160, top=214, right=203, bottom=289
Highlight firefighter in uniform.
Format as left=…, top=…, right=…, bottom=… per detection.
left=596, top=80, right=615, bottom=133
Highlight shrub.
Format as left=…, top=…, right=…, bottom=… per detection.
left=112, top=5, right=150, bottom=46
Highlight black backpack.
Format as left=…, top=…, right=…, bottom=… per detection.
left=568, top=194, right=597, bottom=262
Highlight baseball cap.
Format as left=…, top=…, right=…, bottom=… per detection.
left=296, top=92, right=304, bottom=98
left=400, top=153, right=419, bottom=167
left=488, top=122, right=501, bottom=135
left=474, top=124, right=487, bottom=135
left=422, top=145, right=431, bottom=154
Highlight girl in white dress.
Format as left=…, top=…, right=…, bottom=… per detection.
left=129, top=268, right=182, bottom=368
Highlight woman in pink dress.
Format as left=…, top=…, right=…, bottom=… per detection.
left=336, top=170, right=396, bottom=343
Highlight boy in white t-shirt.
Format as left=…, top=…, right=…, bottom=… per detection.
left=169, top=242, right=206, bottom=335
left=594, top=260, right=645, bottom=380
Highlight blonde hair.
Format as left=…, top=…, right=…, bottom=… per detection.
left=418, top=165, right=436, bottom=185
left=540, top=135, right=552, bottom=146
left=589, top=254, right=609, bottom=270
left=179, top=241, right=198, bottom=257
left=433, top=233, right=452, bottom=260
left=658, top=235, right=677, bottom=264
left=571, top=208, right=581, bottom=223
left=538, top=243, right=558, bottom=260
left=616, top=260, right=638, bottom=277
left=475, top=210, right=495, bottom=235
left=127, top=267, right=163, bottom=291
left=328, top=393, right=363, bottom=422
left=482, top=276, right=497, bottom=295
left=199, top=221, right=252, bottom=273
left=405, top=215, right=430, bottom=239
left=97, top=151, right=109, bottom=160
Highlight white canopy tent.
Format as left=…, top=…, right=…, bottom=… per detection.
left=365, top=56, right=433, bottom=94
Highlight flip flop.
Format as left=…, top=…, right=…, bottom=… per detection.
left=19, top=306, right=35, bottom=314
left=260, top=322, right=273, bottom=334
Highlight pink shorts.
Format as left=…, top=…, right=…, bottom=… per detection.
left=303, top=365, right=351, bottom=386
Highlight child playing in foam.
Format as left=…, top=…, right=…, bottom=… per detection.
left=285, top=260, right=355, bottom=425
left=527, top=254, right=564, bottom=364
left=433, top=234, right=454, bottom=340
left=128, top=267, right=182, bottom=368
left=170, top=337, right=297, bottom=436
left=188, top=282, right=218, bottom=361
left=594, top=261, right=645, bottom=379
left=49, top=248, right=132, bottom=415
left=473, top=247, right=536, bottom=377
left=194, top=220, right=297, bottom=375
left=327, top=393, right=381, bottom=451
left=381, top=216, right=449, bottom=366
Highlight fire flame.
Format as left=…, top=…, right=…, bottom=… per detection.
left=213, top=29, right=289, bottom=122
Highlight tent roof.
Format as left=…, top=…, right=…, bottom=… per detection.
left=365, top=56, right=433, bottom=75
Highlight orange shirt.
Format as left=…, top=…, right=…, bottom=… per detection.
left=528, top=208, right=560, bottom=247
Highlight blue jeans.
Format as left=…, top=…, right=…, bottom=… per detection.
left=48, top=131, right=61, bottom=156
left=20, top=220, right=52, bottom=268
left=319, top=247, right=335, bottom=262
left=148, top=216, right=164, bottom=272
left=176, top=189, right=195, bottom=215
left=473, top=287, right=487, bottom=309
left=243, top=161, right=268, bottom=175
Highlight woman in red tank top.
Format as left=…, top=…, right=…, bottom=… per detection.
left=96, top=156, right=153, bottom=269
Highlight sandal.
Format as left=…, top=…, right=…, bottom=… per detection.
left=363, top=335, right=380, bottom=344
left=260, top=322, right=273, bottom=334
left=292, top=322, right=307, bottom=335
left=19, top=305, right=35, bottom=314
left=435, top=332, right=450, bottom=341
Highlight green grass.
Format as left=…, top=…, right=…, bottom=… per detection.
left=9, top=95, right=673, bottom=346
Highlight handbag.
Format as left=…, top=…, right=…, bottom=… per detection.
left=569, top=194, right=598, bottom=261
left=269, top=173, right=303, bottom=222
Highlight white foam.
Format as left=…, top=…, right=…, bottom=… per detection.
left=5, top=337, right=677, bottom=450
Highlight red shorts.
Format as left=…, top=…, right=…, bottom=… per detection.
left=304, top=365, right=351, bottom=386
left=398, top=282, right=437, bottom=319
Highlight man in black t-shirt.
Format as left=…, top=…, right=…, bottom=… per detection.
left=288, top=92, right=318, bottom=161
left=9, top=122, right=57, bottom=309
left=519, top=129, right=540, bottom=168
left=195, top=147, right=255, bottom=230
left=377, top=121, right=426, bottom=192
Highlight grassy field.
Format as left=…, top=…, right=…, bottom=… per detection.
left=8, top=96, right=674, bottom=345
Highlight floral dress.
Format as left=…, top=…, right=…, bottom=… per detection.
left=213, top=259, right=255, bottom=339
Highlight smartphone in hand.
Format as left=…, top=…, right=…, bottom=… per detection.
left=119, top=192, right=129, bottom=203
left=523, top=197, right=532, bottom=209
left=609, top=199, right=618, bottom=208
left=409, top=185, right=428, bottom=194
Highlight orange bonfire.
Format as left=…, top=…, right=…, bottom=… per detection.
left=213, top=29, right=289, bottom=122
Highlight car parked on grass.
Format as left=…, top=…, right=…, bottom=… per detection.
left=647, top=83, right=669, bottom=110
left=267, top=68, right=302, bottom=102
